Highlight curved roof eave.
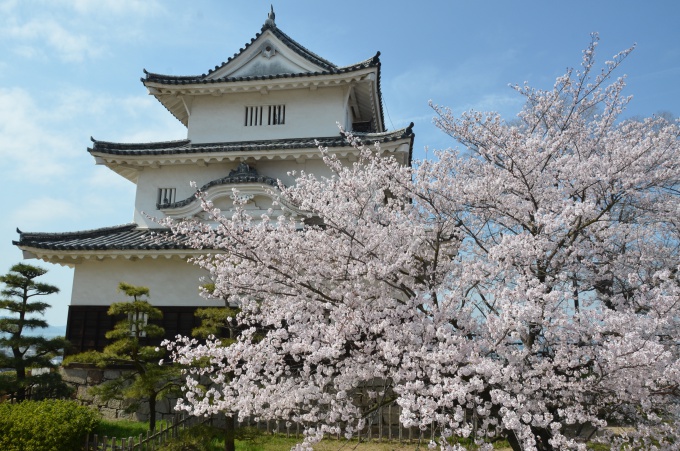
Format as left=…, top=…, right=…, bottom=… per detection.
left=89, top=123, right=413, bottom=158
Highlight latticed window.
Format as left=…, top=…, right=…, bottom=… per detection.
left=245, top=105, right=286, bottom=126
left=157, top=188, right=176, bottom=206
left=129, top=312, right=148, bottom=337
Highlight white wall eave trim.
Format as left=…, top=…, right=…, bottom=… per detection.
left=16, top=247, right=210, bottom=268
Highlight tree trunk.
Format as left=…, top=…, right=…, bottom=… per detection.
left=533, top=426, right=556, bottom=451
left=505, top=428, right=556, bottom=451
left=13, top=348, right=26, bottom=402
left=506, top=430, right=522, bottom=451
left=149, top=396, right=157, bottom=432
left=224, top=414, right=236, bottom=451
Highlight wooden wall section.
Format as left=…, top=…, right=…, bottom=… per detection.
left=65, top=305, right=202, bottom=354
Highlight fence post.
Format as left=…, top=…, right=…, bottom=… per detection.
left=399, top=419, right=402, bottom=443
left=368, top=416, right=372, bottom=441
left=388, top=404, right=393, bottom=441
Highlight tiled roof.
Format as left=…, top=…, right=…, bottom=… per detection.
left=142, top=22, right=340, bottom=86
left=14, top=224, right=189, bottom=251
left=142, top=53, right=378, bottom=85
left=89, top=124, right=414, bottom=157
left=140, top=20, right=385, bottom=131
left=255, top=22, right=336, bottom=71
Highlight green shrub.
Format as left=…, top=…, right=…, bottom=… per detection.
left=0, top=399, right=100, bottom=451
left=63, top=350, right=105, bottom=366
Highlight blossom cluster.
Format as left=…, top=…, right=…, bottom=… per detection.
left=162, top=36, right=680, bottom=450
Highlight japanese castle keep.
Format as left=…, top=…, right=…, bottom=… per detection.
left=14, top=8, right=414, bottom=353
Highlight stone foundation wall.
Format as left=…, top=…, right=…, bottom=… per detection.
left=60, top=365, right=178, bottom=422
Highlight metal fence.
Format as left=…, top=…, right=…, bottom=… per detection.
left=83, top=413, right=208, bottom=451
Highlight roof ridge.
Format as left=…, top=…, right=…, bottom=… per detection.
left=143, top=20, right=344, bottom=83
left=90, top=137, right=191, bottom=151
left=90, top=126, right=414, bottom=153
left=15, top=223, right=140, bottom=241
left=143, top=62, right=376, bottom=85
left=267, top=25, right=336, bottom=70
left=337, top=52, right=381, bottom=70
left=15, top=224, right=186, bottom=252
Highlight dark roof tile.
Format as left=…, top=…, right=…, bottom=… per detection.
left=14, top=224, right=189, bottom=252
left=90, top=125, right=414, bottom=157
left=142, top=54, right=378, bottom=85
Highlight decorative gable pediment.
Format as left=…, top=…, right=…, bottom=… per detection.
left=157, top=162, right=302, bottom=220
left=204, top=7, right=335, bottom=80
left=207, top=31, right=328, bottom=79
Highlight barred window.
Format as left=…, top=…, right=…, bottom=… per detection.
left=157, top=188, right=176, bottom=206
left=129, top=312, right=148, bottom=337
left=245, top=105, right=285, bottom=126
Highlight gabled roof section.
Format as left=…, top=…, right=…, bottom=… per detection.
left=144, top=7, right=336, bottom=84
left=142, top=54, right=377, bottom=86
left=207, top=15, right=337, bottom=77
left=141, top=7, right=385, bottom=130
left=158, top=162, right=280, bottom=210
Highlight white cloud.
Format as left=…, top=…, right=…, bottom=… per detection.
left=69, top=0, right=165, bottom=17
left=0, top=0, right=167, bottom=64
left=0, top=0, right=19, bottom=14
left=0, top=87, right=77, bottom=182
left=4, top=17, right=102, bottom=62
left=0, top=86, right=185, bottom=195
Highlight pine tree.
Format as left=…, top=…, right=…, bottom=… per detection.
left=77, top=282, right=180, bottom=431
left=0, top=263, right=70, bottom=401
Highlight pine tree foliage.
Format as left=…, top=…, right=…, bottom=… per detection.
left=71, top=282, right=180, bottom=431
left=0, top=263, right=70, bottom=401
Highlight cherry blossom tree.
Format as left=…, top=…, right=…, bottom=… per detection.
left=162, top=35, right=680, bottom=450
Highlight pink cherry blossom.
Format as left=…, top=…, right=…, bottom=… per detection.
left=161, top=35, right=680, bottom=450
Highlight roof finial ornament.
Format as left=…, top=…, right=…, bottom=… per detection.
left=265, top=5, right=276, bottom=28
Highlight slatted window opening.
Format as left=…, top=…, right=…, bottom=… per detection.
left=245, top=105, right=285, bottom=126
left=128, top=312, right=149, bottom=337
left=157, top=188, right=176, bottom=206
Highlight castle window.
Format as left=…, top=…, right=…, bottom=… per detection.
left=157, top=188, right=176, bottom=206
left=245, top=105, right=285, bottom=126
left=129, top=312, right=148, bottom=337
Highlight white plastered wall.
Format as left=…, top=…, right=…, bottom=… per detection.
left=70, top=257, right=221, bottom=307
left=132, top=156, right=342, bottom=227
left=187, top=86, right=347, bottom=143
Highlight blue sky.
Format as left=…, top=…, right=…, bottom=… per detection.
left=1, top=0, right=679, bottom=326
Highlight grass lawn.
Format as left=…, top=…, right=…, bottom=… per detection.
left=238, top=435, right=512, bottom=451
left=92, top=418, right=169, bottom=440
left=93, top=419, right=514, bottom=450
